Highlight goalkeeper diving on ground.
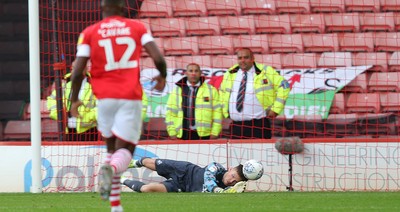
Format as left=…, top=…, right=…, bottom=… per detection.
left=121, top=158, right=264, bottom=193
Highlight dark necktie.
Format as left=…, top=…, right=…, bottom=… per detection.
left=236, top=71, right=247, bottom=113
left=188, top=86, right=197, bottom=126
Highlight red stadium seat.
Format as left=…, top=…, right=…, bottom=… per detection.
left=281, top=53, right=317, bottom=69
left=374, top=32, right=400, bottom=52
left=310, top=0, right=345, bottom=13
left=289, top=14, right=325, bottom=33
left=381, top=0, right=400, bottom=12
left=0, top=100, right=25, bottom=120
left=324, top=13, right=360, bottom=33
left=339, top=32, right=374, bottom=52
left=219, top=16, right=255, bottom=35
left=139, top=19, right=152, bottom=34
left=325, top=114, right=362, bottom=137
left=171, top=0, right=207, bottom=17
left=388, top=52, right=400, bottom=71
left=344, top=0, right=380, bottom=12
left=198, top=36, right=233, bottom=55
left=232, top=35, right=269, bottom=54
left=276, top=0, right=311, bottom=14
left=302, top=33, right=339, bottom=53
left=150, top=18, right=186, bottom=37
left=341, top=73, right=369, bottom=93
left=141, top=56, right=176, bottom=70
left=3, top=119, right=58, bottom=141
left=254, top=14, right=291, bottom=34
left=240, top=0, right=276, bottom=15
left=205, top=0, right=241, bottom=16
left=175, top=55, right=212, bottom=69
left=141, top=38, right=164, bottom=57
left=380, top=92, right=400, bottom=112
left=358, top=113, right=397, bottom=136
left=139, top=0, right=173, bottom=18
left=346, top=93, right=381, bottom=113
left=368, top=72, right=400, bottom=91
left=270, top=115, right=287, bottom=137
left=24, top=100, right=49, bottom=120
left=352, top=52, right=389, bottom=72
left=268, top=34, right=303, bottom=53
left=254, top=54, right=282, bottom=69
left=163, top=37, right=199, bottom=56
left=395, top=13, right=400, bottom=31
left=212, top=55, right=237, bottom=68
left=185, top=16, right=220, bottom=36
left=318, top=52, right=352, bottom=67
left=360, top=13, right=395, bottom=32
left=330, top=93, right=345, bottom=114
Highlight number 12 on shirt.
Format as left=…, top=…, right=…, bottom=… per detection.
left=98, top=36, right=138, bottom=71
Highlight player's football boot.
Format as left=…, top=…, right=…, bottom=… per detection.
left=99, top=164, right=113, bottom=201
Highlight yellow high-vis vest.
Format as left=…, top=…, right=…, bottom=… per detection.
left=165, top=80, right=223, bottom=138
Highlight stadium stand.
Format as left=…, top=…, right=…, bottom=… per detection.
left=368, top=72, right=400, bottom=91
left=324, top=13, right=360, bottom=33
left=339, top=32, right=375, bottom=52
left=254, top=54, right=282, bottom=69
left=289, top=14, right=325, bottom=33
left=175, top=55, right=212, bottom=69
left=163, top=37, right=199, bottom=56
left=389, top=52, right=400, bottom=71
left=340, top=73, right=369, bottom=93
left=329, top=93, right=345, bottom=114
left=219, top=15, right=255, bottom=35
left=171, top=0, right=207, bottom=17
left=310, top=0, right=345, bottom=13
left=240, top=0, right=276, bottom=15
left=185, top=16, right=220, bottom=36
left=374, top=32, right=400, bottom=52
left=150, top=18, right=186, bottom=37
left=198, top=35, right=234, bottom=55
left=268, top=34, right=303, bottom=53
left=281, top=53, right=318, bottom=69
left=317, top=52, right=353, bottom=67
left=139, top=0, right=173, bottom=18
left=275, top=0, right=311, bottom=14
left=345, top=0, right=381, bottom=13
left=302, top=33, right=340, bottom=53
left=345, top=93, right=381, bottom=113
left=359, top=12, right=395, bottom=32
left=380, top=92, right=400, bottom=112
left=232, top=34, right=269, bottom=54
left=205, top=0, right=241, bottom=16
left=254, top=14, right=291, bottom=34
left=352, top=52, right=389, bottom=72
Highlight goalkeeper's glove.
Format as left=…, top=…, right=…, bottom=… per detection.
left=214, top=181, right=247, bottom=193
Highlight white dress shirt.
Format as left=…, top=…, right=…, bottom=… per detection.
left=228, top=66, right=266, bottom=121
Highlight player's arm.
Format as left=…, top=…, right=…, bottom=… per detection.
left=144, top=41, right=167, bottom=92
left=70, top=57, right=89, bottom=103
left=203, top=162, right=225, bottom=192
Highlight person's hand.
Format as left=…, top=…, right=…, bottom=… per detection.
left=219, top=181, right=247, bottom=193
left=267, top=110, right=278, bottom=118
left=210, top=135, right=219, bottom=140
left=70, top=101, right=83, bottom=118
left=169, top=136, right=177, bottom=140
left=152, top=75, right=166, bottom=92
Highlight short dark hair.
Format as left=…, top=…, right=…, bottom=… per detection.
left=102, top=0, right=125, bottom=8
left=186, top=63, right=201, bottom=70
left=235, top=164, right=248, bottom=181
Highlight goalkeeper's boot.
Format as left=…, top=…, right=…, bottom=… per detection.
left=99, top=164, right=113, bottom=201
left=120, top=176, right=128, bottom=185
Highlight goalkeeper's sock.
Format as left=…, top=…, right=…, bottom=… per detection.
left=110, top=173, right=122, bottom=209
left=110, top=148, right=132, bottom=174
left=123, top=180, right=145, bottom=192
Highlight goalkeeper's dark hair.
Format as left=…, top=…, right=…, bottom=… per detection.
left=102, top=0, right=125, bottom=8
left=235, top=164, right=248, bottom=181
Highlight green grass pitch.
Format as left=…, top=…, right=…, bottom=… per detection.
left=1, top=192, right=400, bottom=211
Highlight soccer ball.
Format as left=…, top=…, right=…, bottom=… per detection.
left=242, top=159, right=264, bottom=180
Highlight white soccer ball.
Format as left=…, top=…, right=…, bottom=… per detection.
left=243, top=160, right=264, bottom=180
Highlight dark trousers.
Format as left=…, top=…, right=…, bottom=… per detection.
left=230, top=117, right=272, bottom=139
left=181, top=129, right=210, bottom=140
left=66, top=128, right=99, bottom=141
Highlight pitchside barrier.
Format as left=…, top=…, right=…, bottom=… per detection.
left=1, top=137, right=399, bottom=192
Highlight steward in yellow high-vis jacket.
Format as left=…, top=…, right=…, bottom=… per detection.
left=47, top=70, right=98, bottom=141
left=165, top=63, right=222, bottom=140
left=219, top=48, right=290, bottom=139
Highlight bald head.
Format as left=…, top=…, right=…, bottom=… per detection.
left=101, top=0, right=125, bottom=18
left=236, top=48, right=255, bottom=71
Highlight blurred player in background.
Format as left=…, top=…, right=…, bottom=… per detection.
left=121, top=158, right=248, bottom=193
left=69, top=0, right=166, bottom=211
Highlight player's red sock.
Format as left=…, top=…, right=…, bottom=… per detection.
left=110, top=173, right=122, bottom=211
left=104, top=153, right=112, bottom=165
left=110, top=148, right=132, bottom=174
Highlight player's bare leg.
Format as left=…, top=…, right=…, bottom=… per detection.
left=122, top=180, right=168, bottom=193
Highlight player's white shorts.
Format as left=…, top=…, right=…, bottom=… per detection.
left=97, top=98, right=142, bottom=144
